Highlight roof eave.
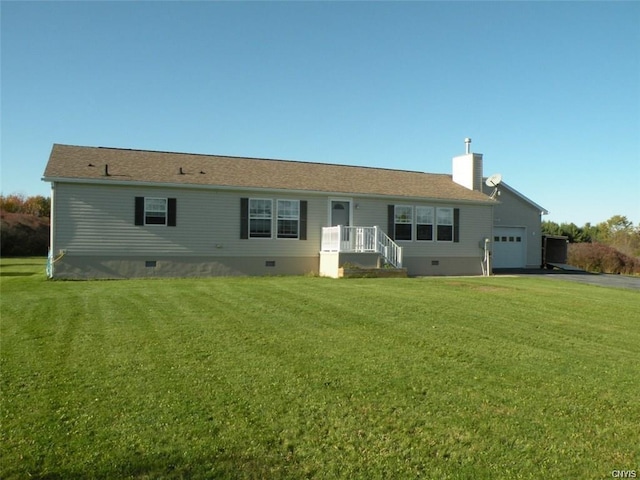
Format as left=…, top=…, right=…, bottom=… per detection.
left=42, top=176, right=496, bottom=205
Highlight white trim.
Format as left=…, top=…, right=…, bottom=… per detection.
left=276, top=199, right=300, bottom=239
left=49, top=182, right=56, bottom=266
left=144, top=197, right=168, bottom=226
left=248, top=198, right=273, bottom=239
left=328, top=197, right=353, bottom=227
left=393, top=205, right=413, bottom=242
left=436, top=207, right=454, bottom=243
left=415, top=206, right=435, bottom=242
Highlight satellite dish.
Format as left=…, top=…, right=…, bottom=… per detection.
left=485, top=173, right=502, bottom=187
left=485, top=173, right=502, bottom=199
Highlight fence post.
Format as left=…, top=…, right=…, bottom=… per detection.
left=374, top=225, right=378, bottom=253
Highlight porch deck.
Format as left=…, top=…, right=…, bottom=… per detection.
left=320, top=226, right=402, bottom=268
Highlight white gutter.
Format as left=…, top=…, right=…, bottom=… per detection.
left=47, top=182, right=56, bottom=278
left=41, top=176, right=498, bottom=206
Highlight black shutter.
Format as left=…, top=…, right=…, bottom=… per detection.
left=240, top=198, right=249, bottom=239
left=388, top=205, right=395, bottom=240
left=453, top=208, right=460, bottom=243
left=135, top=197, right=144, bottom=225
left=299, top=200, right=307, bottom=240
left=167, top=198, right=177, bottom=227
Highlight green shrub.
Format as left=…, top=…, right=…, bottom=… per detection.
left=568, top=242, right=640, bottom=274
left=0, top=211, right=49, bottom=256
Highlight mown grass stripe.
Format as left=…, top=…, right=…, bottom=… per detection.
left=1, top=258, right=638, bottom=479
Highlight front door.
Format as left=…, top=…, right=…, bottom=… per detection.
left=331, top=200, right=351, bottom=250
left=331, top=200, right=350, bottom=227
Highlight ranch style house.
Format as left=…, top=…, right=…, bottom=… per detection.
left=42, top=141, right=547, bottom=279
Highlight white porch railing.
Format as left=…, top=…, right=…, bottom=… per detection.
left=320, top=226, right=403, bottom=268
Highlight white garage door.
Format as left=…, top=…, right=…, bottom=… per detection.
left=492, top=227, right=526, bottom=268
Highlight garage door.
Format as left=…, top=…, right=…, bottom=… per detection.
left=492, top=227, right=526, bottom=268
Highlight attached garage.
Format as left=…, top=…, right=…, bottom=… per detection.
left=492, top=227, right=526, bottom=268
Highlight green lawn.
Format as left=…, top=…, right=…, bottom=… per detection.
left=1, top=258, right=638, bottom=479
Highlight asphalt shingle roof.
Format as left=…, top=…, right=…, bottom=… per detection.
left=43, top=144, right=494, bottom=203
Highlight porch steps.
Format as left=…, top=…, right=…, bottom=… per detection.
left=321, top=226, right=402, bottom=268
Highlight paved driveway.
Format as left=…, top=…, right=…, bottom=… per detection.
left=494, top=269, right=640, bottom=291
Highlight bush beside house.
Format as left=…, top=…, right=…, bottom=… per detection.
left=544, top=216, right=640, bottom=275
left=0, top=211, right=50, bottom=257
left=568, top=242, right=640, bottom=275
left=0, top=194, right=51, bottom=257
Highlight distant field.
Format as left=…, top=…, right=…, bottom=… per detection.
left=1, top=257, right=638, bottom=479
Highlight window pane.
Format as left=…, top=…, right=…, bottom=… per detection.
left=144, top=198, right=167, bottom=225
left=249, top=199, right=272, bottom=237
left=437, top=225, right=453, bottom=241
left=145, top=198, right=167, bottom=212
left=394, top=206, right=412, bottom=240
left=416, top=207, right=433, bottom=241
left=395, top=206, right=412, bottom=223
left=276, top=200, right=299, bottom=238
left=416, top=207, right=433, bottom=224
left=250, top=199, right=271, bottom=218
left=145, top=215, right=166, bottom=225
left=437, top=208, right=453, bottom=225
left=395, top=223, right=412, bottom=241
left=278, top=219, right=298, bottom=238
left=277, top=200, right=299, bottom=219
left=417, top=224, right=433, bottom=241
left=250, top=219, right=271, bottom=237
left=436, top=208, right=453, bottom=241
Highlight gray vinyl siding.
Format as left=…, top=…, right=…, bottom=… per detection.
left=52, top=183, right=493, bottom=276
left=52, top=183, right=325, bottom=257
left=351, top=196, right=493, bottom=258
left=55, top=183, right=211, bottom=255
left=488, top=187, right=543, bottom=268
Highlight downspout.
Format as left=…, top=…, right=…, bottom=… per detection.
left=489, top=202, right=495, bottom=276
left=47, top=182, right=56, bottom=278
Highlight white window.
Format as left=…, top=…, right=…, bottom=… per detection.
left=249, top=199, right=272, bottom=238
left=145, top=198, right=167, bottom=225
left=416, top=206, right=434, bottom=241
left=394, top=205, right=413, bottom=241
left=436, top=207, right=453, bottom=242
left=277, top=200, right=300, bottom=239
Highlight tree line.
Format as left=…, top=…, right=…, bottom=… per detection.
left=1, top=194, right=50, bottom=256
left=0, top=193, right=51, bottom=217
left=542, top=215, right=640, bottom=274
left=542, top=215, right=640, bottom=257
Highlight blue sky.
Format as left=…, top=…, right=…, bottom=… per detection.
left=2, top=1, right=639, bottom=226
